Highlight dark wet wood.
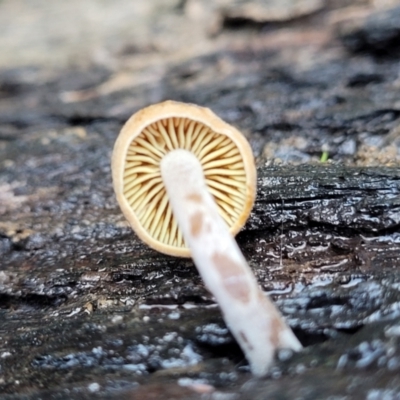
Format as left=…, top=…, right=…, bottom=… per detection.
left=1, top=0, right=400, bottom=398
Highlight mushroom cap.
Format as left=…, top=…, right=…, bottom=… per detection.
left=112, top=100, right=256, bottom=257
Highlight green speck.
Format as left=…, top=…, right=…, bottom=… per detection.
left=320, top=151, right=329, bottom=163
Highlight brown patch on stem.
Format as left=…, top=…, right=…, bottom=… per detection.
left=186, top=193, right=202, bottom=203
left=211, top=252, right=250, bottom=303
left=239, top=331, right=254, bottom=351
left=190, top=212, right=203, bottom=237
left=258, top=291, right=285, bottom=348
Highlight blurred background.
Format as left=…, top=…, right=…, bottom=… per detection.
left=1, top=0, right=400, bottom=166
left=0, top=0, right=333, bottom=69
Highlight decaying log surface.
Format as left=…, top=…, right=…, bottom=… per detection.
left=1, top=0, right=400, bottom=398
left=1, top=162, right=399, bottom=399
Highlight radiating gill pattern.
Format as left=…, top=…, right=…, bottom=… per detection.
left=123, top=117, right=248, bottom=249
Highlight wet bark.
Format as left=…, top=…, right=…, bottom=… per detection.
left=1, top=161, right=399, bottom=399
left=1, top=0, right=400, bottom=399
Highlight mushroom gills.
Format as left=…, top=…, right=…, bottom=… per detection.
left=122, top=117, right=249, bottom=248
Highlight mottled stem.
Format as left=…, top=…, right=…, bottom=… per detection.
left=161, top=149, right=301, bottom=376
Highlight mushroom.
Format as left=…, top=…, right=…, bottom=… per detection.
left=112, top=100, right=302, bottom=376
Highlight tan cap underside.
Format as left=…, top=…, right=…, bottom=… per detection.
left=112, top=100, right=257, bottom=257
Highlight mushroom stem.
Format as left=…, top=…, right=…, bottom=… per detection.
left=161, top=149, right=302, bottom=377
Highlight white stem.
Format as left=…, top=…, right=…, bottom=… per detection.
left=161, top=149, right=301, bottom=376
